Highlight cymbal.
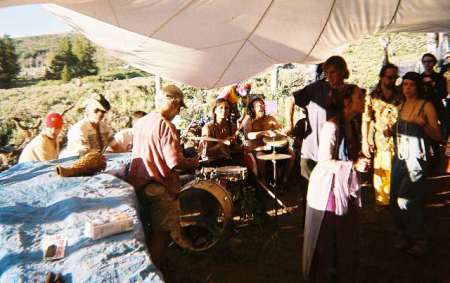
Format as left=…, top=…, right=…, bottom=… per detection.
left=186, top=136, right=231, bottom=145
left=254, top=145, right=271, bottom=152
left=257, top=153, right=291, bottom=161
left=263, top=136, right=288, bottom=147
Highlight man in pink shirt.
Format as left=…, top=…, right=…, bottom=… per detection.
left=127, top=84, right=198, bottom=268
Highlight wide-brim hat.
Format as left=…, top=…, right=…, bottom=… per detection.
left=86, top=93, right=111, bottom=112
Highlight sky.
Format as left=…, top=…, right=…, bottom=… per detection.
left=0, top=4, right=72, bottom=37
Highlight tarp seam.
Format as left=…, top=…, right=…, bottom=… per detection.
left=303, top=0, right=337, bottom=62
left=213, top=0, right=275, bottom=88
left=248, top=40, right=278, bottom=63
left=148, top=0, right=196, bottom=37
left=195, top=39, right=245, bottom=51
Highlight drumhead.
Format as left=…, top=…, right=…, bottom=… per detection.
left=178, top=180, right=233, bottom=251
left=216, top=166, right=247, bottom=173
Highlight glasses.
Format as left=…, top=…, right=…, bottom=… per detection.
left=385, top=75, right=398, bottom=80
left=95, top=108, right=106, bottom=114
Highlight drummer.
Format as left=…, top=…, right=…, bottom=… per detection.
left=199, top=98, right=242, bottom=166
left=243, top=97, right=295, bottom=187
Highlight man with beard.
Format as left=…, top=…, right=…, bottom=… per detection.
left=361, top=63, right=403, bottom=205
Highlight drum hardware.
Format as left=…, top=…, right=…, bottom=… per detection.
left=254, top=178, right=289, bottom=211
left=197, top=166, right=247, bottom=183
left=256, top=137, right=292, bottom=213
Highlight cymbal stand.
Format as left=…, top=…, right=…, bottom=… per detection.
left=269, top=136, right=280, bottom=220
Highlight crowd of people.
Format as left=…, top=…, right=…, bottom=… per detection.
left=17, top=52, right=449, bottom=281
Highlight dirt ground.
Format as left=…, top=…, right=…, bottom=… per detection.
left=156, top=172, right=450, bottom=283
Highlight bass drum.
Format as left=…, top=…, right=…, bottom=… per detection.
left=178, top=180, right=233, bottom=251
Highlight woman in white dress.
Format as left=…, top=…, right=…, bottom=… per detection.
left=302, top=84, right=365, bottom=283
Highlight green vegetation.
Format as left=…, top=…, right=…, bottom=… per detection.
left=45, top=36, right=98, bottom=81
left=72, top=36, right=98, bottom=77
left=0, top=35, right=21, bottom=88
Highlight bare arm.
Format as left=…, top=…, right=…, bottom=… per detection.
left=422, top=102, right=441, bottom=142
left=285, top=95, right=296, bottom=133
left=174, top=156, right=199, bottom=171
left=361, top=95, right=374, bottom=157
left=201, top=124, right=226, bottom=157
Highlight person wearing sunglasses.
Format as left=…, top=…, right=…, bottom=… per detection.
left=361, top=63, right=403, bottom=205
left=18, top=113, right=64, bottom=163
left=60, top=93, right=114, bottom=158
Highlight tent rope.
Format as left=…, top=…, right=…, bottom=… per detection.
left=382, top=0, right=402, bottom=32
left=248, top=40, right=278, bottom=63
left=107, top=0, right=121, bottom=27
left=303, top=0, right=337, bottom=62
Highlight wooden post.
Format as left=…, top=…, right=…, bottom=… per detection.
left=437, top=32, right=448, bottom=61
left=155, top=75, right=162, bottom=95
left=426, top=32, right=438, bottom=53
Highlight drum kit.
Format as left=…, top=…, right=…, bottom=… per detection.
left=176, top=134, right=290, bottom=251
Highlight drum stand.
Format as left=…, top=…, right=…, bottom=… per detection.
left=256, top=139, right=290, bottom=213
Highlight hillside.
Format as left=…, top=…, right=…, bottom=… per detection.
left=0, top=32, right=430, bottom=166
left=13, top=33, right=127, bottom=78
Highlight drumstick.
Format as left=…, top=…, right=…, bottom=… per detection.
left=186, top=136, right=231, bottom=146
left=181, top=118, right=196, bottom=139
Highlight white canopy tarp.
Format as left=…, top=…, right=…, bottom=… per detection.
left=1, top=0, right=449, bottom=88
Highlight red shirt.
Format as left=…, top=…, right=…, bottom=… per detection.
left=127, top=112, right=184, bottom=193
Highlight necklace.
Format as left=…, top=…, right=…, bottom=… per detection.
left=396, top=101, right=419, bottom=160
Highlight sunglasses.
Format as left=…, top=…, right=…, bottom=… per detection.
left=95, top=108, right=106, bottom=114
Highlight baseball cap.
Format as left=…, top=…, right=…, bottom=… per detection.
left=161, top=84, right=186, bottom=107
left=45, top=113, right=64, bottom=128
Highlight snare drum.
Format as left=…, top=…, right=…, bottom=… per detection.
left=197, top=166, right=217, bottom=180
left=215, top=166, right=248, bottom=182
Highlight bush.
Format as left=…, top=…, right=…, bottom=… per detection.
left=0, top=35, right=20, bottom=88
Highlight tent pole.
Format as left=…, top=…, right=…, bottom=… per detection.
left=155, top=75, right=162, bottom=96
